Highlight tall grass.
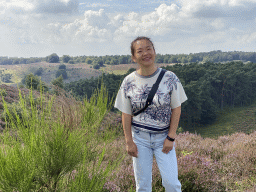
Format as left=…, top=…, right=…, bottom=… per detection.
left=0, top=84, right=123, bottom=192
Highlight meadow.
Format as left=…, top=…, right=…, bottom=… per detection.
left=0, top=84, right=255, bottom=191
left=0, top=62, right=102, bottom=86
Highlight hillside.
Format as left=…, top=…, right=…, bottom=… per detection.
left=0, top=62, right=102, bottom=86
left=0, top=84, right=255, bottom=191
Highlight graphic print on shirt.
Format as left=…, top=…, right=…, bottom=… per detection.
left=164, top=72, right=179, bottom=91
left=121, top=71, right=181, bottom=125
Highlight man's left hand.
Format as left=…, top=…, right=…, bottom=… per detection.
left=162, top=139, right=174, bottom=154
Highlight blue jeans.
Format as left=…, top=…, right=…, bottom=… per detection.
left=132, top=127, right=182, bottom=192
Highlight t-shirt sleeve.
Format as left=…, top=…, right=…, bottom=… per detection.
left=114, top=78, right=132, bottom=115
left=170, top=76, right=188, bottom=109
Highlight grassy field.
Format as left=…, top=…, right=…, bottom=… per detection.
left=187, top=101, right=256, bottom=139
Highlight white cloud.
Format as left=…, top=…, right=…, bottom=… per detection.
left=0, top=0, right=79, bottom=15
left=179, top=0, right=256, bottom=19
left=79, top=3, right=110, bottom=7
left=2, top=1, right=256, bottom=57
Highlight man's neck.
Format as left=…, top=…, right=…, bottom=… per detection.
left=137, top=66, right=158, bottom=76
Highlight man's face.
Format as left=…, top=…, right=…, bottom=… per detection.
left=132, top=39, right=156, bottom=68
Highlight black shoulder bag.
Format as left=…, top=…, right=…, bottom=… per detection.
left=133, top=69, right=167, bottom=116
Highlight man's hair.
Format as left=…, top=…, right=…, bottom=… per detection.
left=130, top=36, right=155, bottom=56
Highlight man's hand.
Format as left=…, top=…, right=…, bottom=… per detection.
left=126, top=141, right=138, bottom=157
left=162, top=139, right=174, bottom=154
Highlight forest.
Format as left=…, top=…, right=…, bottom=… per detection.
left=1, top=50, right=256, bottom=67
left=64, top=61, right=256, bottom=131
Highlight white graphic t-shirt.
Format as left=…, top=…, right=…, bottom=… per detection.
left=114, top=68, right=188, bottom=133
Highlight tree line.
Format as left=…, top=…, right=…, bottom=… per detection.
left=64, top=61, right=256, bottom=130
left=1, top=50, right=256, bottom=66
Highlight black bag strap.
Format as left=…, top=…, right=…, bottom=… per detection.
left=133, top=69, right=167, bottom=116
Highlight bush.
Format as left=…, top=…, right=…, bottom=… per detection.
left=93, top=64, right=100, bottom=69
left=102, top=131, right=256, bottom=191
left=23, top=73, right=49, bottom=92
left=59, top=64, right=67, bottom=70
left=56, top=69, right=68, bottom=79
left=34, top=67, right=44, bottom=76
left=24, top=73, right=41, bottom=90
left=86, top=58, right=92, bottom=64
left=1, top=73, right=12, bottom=83
left=62, top=55, right=71, bottom=63
left=46, top=53, right=59, bottom=63
left=68, top=60, right=75, bottom=64
left=51, top=75, right=64, bottom=89
left=0, top=84, right=121, bottom=192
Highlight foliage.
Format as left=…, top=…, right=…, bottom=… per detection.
left=0, top=84, right=122, bottom=192
left=23, top=73, right=49, bottom=92
left=46, top=53, right=60, bottom=63
left=62, top=55, right=71, bottom=63
left=56, top=69, right=68, bottom=79
left=68, top=60, right=75, bottom=64
left=51, top=75, right=64, bottom=89
left=34, top=67, right=44, bottom=76
left=93, top=64, right=101, bottom=69
left=59, top=64, right=67, bottom=70
left=0, top=73, right=12, bottom=83
left=86, top=58, right=93, bottom=64
left=2, top=50, right=256, bottom=66
left=0, top=87, right=7, bottom=97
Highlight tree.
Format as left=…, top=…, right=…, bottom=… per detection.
left=12, top=59, right=19, bottom=64
left=68, top=60, right=75, bottom=64
left=93, top=63, right=100, bottom=69
left=34, top=67, right=44, bottom=76
left=47, top=53, right=59, bottom=63
left=59, top=64, right=66, bottom=70
left=56, top=69, right=68, bottom=79
left=23, top=73, right=48, bottom=91
left=85, top=58, right=93, bottom=64
left=62, top=55, right=71, bottom=63
left=1, top=73, right=12, bottom=83
left=51, top=75, right=64, bottom=88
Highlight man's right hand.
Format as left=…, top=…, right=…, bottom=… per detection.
left=126, top=141, right=138, bottom=158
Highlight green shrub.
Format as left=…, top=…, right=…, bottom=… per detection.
left=0, top=84, right=121, bottom=191
left=59, top=64, right=67, bottom=70
left=56, top=69, right=68, bottom=79
left=0, top=88, right=7, bottom=97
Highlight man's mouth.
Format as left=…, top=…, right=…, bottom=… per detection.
left=143, top=57, right=151, bottom=61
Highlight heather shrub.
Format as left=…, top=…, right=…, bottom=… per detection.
left=176, top=131, right=256, bottom=191
left=102, top=131, right=256, bottom=192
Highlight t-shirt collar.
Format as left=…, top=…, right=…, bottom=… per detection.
left=135, top=68, right=161, bottom=78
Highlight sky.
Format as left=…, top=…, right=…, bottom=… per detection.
left=1, top=0, right=256, bottom=58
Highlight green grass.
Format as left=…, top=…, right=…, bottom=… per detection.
left=191, top=101, right=256, bottom=138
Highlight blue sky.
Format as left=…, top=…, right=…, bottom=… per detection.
left=1, top=0, right=256, bottom=58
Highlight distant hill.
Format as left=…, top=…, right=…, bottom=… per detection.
left=0, top=62, right=102, bottom=86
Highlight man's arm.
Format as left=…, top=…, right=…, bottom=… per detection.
left=162, top=106, right=181, bottom=154
left=122, top=113, right=138, bottom=157
left=168, top=106, right=181, bottom=139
